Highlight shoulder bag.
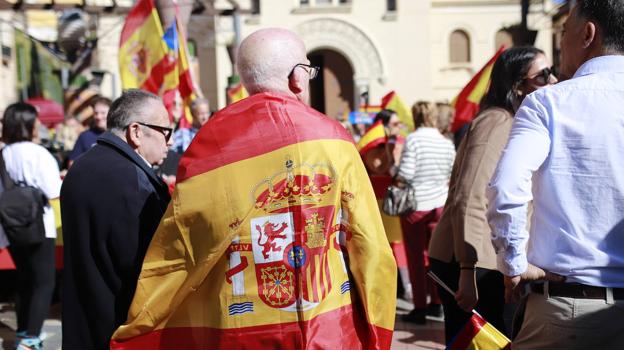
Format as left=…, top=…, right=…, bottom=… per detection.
left=382, top=180, right=417, bottom=216
left=0, top=152, right=48, bottom=246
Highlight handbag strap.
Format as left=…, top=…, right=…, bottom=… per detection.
left=391, top=173, right=414, bottom=190
left=0, top=150, right=16, bottom=191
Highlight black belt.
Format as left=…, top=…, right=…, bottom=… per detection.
left=531, top=282, right=624, bottom=300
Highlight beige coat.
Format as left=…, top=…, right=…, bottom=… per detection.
left=429, top=107, right=513, bottom=270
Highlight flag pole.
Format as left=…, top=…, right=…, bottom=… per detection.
left=427, top=271, right=480, bottom=315
left=427, top=271, right=455, bottom=296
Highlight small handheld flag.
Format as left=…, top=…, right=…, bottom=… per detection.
left=356, top=121, right=387, bottom=155
left=381, top=91, right=414, bottom=131
left=447, top=313, right=511, bottom=350
left=427, top=271, right=511, bottom=350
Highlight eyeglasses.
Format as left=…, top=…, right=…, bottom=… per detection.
left=289, top=63, right=320, bottom=80
left=525, top=67, right=556, bottom=86
left=136, top=122, right=173, bottom=142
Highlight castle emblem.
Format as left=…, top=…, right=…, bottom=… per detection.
left=305, top=213, right=327, bottom=249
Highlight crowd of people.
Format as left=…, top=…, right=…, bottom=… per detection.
left=0, top=1, right=623, bottom=349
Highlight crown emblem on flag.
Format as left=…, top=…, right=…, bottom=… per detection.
left=252, top=159, right=336, bottom=212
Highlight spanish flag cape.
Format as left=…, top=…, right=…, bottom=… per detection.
left=111, top=92, right=397, bottom=349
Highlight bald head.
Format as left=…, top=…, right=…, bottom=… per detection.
left=237, top=28, right=311, bottom=102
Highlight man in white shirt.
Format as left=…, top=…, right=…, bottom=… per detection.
left=487, top=1, right=624, bottom=348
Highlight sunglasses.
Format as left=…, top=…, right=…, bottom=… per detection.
left=136, top=122, right=173, bottom=142
left=289, top=63, right=320, bottom=80
left=525, top=67, right=555, bottom=86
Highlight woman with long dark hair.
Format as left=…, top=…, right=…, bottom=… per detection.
left=0, top=103, right=62, bottom=350
left=429, top=46, right=557, bottom=343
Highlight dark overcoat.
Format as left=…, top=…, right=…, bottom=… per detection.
left=60, top=132, right=170, bottom=350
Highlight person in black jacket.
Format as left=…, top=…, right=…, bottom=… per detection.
left=60, top=89, right=172, bottom=350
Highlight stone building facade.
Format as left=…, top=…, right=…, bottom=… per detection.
left=0, top=0, right=561, bottom=117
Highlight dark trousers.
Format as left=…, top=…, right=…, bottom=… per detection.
left=430, top=258, right=506, bottom=345
left=400, top=208, right=442, bottom=309
left=8, top=238, right=56, bottom=336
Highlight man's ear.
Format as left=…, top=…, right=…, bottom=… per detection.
left=583, top=21, right=597, bottom=49
left=288, top=70, right=304, bottom=95
left=126, top=123, right=141, bottom=148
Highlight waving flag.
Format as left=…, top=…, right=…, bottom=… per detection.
left=448, top=313, right=511, bottom=350
left=119, top=0, right=198, bottom=127
left=450, top=46, right=506, bottom=132
left=381, top=91, right=413, bottom=131
left=226, top=82, right=248, bottom=104
left=161, top=17, right=198, bottom=128
left=357, top=120, right=386, bottom=155
left=118, top=0, right=168, bottom=92
left=111, top=92, right=396, bottom=349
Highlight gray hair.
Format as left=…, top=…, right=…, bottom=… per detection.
left=107, top=89, right=161, bottom=133
left=190, top=97, right=209, bottom=111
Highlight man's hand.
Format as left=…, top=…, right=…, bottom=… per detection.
left=505, top=263, right=566, bottom=302
left=455, top=269, right=478, bottom=312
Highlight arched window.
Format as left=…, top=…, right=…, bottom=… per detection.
left=449, top=29, right=471, bottom=63
left=251, top=0, right=260, bottom=14
left=495, top=29, right=513, bottom=50
left=387, top=0, right=397, bottom=12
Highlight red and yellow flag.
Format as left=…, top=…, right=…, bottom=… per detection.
left=161, top=16, right=198, bottom=128
left=357, top=120, right=386, bottom=155
left=369, top=175, right=404, bottom=245
left=119, top=0, right=198, bottom=127
left=448, top=313, right=510, bottom=350
left=226, top=83, right=248, bottom=104
left=111, top=92, right=397, bottom=349
left=450, top=46, right=506, bottom=132
left=381, top=91, right=413, bottom=131
left=118, top=0, right=168, bottom=93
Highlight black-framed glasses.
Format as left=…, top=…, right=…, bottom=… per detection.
left=136, top=122, right=173, bottom=142
left=289, top=63, right=320, bottom=80
left=525, top=66, right=555, bottom=86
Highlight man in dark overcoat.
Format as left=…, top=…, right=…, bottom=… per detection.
left=60, top=89, right=172, bottom=350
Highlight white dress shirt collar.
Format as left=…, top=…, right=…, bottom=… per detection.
left=573, top=55, right=624, bottom=78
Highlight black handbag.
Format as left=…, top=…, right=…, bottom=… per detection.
left=0, top=152, right=48, bottom=246
left=382, top=181, right=417, bottom=216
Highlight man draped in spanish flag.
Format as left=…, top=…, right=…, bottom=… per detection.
left=111, top=28, right=397, bottom=349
